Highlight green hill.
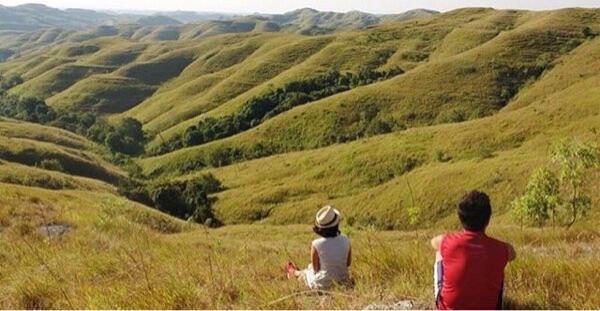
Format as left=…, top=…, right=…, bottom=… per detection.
left=0, top=3, right=115, bottom=32
left=0, top=5, right=599, bottom=309
left=0, top=6, right=597, bottom=226
left=135, top=15, right=182, bottom=26
left=0, top=181, right=599, bottom=309
left=0, top=117, right=126, bottom=190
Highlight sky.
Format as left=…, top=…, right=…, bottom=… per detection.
left=0, top=0, right=598, bottom=14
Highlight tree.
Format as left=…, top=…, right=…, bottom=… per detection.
left=512, top=138, right=599, bottom=228
left=104, top=132, right=125, bottom=154
left=16, top=97, right=54, bottom=123
left=511, top=168, right=561, bottom=227
left=116, top=118, right=145, bottom=142
left=104, top=118, right=146, bottom=156
left=0, top=73, right=23, bottom=90
left=551, top=139, right=599, bottom=228
left=182, top=180, right=214, bottom=224
left=151, top=185, right=187, bottom=218
left=149, top=175, right=223, bottom=226
left=183, top=126, right=203, bottom=146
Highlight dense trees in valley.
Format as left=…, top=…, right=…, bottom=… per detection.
left=149, top=174, right=223, bottom=226
left=153, top=66, right=404, bottom=155
left=0, top=73, right=146, bottom=156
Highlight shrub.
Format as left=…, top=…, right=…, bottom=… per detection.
left=582, top=26, right=595, bottom=39
left=511, top=168, right=560, bottom=227
left=436, top=109, right=467, bottom=124
left=118, top=179, right=153, bottom=206
left=207, top=146, right=243, bottom=167
left=512, top=138, right=599, bottom=228
left=0, top=73, right=23, bottom=90
left=38, top=159, right=64, bottom=172
left=434, top=149, right=451, bottom=162
left=149, top=174, right=223, bottom=226
left=0, top=49, right=15, bottom=62
left=551, top=139, right=599, bottom=228
left=477, top=147, right=494, bottom=159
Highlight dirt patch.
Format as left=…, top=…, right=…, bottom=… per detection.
left=38, top=223, right=71, bottom=239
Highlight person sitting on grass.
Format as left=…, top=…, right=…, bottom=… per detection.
left=431, top=190, right=517, bottom=310
left=285, top=205, right=352, bottom=289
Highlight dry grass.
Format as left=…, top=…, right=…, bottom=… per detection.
left=0, top=182, right=599, bottom=309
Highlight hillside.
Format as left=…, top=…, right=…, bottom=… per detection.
left=0, top=4, right=599, bottom=309
left=0, top=117, right=126, bottom=191
left=1, top=7, right=598, bottom=227
left=0, top=3, right=436, bottom=38
left=1, top=181, right=599, bottom=308
left=0, top=3, right=117, bottom=32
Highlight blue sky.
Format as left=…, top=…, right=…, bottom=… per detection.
left=0, top=0, right=598, bottom=13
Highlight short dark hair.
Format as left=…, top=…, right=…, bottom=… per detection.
left=457, top=190, right=491, bottom=231
left=313, top=225, right=340, bottom=238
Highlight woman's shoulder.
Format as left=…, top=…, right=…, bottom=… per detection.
left=312, top=237, right=327, bottom=247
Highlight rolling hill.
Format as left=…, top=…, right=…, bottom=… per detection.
left=0, top=7, right=598, bottom=226
left=0, top=3, right=437, bottom=37
left=0, top=4, right=599, bottom=309
left=0, top=117, right=126, bottom=191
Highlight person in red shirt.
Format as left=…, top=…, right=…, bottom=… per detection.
left=431, top=190, right=517, bottom=310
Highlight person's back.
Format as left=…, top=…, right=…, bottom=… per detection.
left=312, top=234, right=350, bottom=286
left=286, top=206, right=352, bottom=290
left=431, top=190, right=516, bottom=310
left=438, top=231, right=508, bottom=309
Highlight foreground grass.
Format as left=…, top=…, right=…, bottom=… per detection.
left=1, top=183, right=599, bottom=309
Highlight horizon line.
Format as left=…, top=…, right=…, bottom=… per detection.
left=1, top=2, right=597, bottom=16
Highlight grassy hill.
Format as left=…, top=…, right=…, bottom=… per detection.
left=0, top=181, right=599, bottom=308
left=0, top=5, right=599, bottom=309
left=0, top=8, right=597, bottom=226
left=0, top=3, right=116, bottom=32
left=0, top=117, right=126, bottom=190
left=152, top=41, right=599, bottom=226
left=138, top=9, right=597, bottom=172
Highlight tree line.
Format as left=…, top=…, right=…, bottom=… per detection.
left=162, top=103, right=406, bottom=176
left=120, top=173, right=223, bottom=227
left=0, top=73, right=146, bottom=156
left=1, top=72, right=224, bottom=226
left=151, top=66, right=404, bottom=155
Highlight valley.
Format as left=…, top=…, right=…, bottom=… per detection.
left=0, top=3, right=598, bottom=309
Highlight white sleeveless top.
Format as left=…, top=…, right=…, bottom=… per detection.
left=305, top=234, right=350, bottom=289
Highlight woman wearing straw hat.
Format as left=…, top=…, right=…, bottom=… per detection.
left=285, top=205, right=352, bottom=289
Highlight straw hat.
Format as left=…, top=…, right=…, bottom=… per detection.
left=315, top=205, right=341, bottom=228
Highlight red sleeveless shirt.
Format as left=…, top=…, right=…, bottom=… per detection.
left=438, top=230, right=509, bottom=310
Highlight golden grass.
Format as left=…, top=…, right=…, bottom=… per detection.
left=0, top=118, right=126, bottom=186
left=138, top=69, right=599, bottom=225
left=0, top=182, right=599, bottom=309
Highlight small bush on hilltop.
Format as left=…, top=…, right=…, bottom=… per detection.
left=37, top=159, right=64, bottom=172
left=512, top=138, right=599, bottom=228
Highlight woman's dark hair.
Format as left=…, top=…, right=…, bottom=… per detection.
left=313, top=224, right=340, bottom=238
left=457, top=190, right=491, bottom=231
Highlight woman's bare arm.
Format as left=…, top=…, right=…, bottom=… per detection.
left=311, top=246, right=320, bottom=272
